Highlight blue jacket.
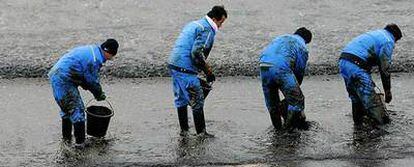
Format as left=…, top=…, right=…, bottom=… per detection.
left=342, top=29, right=395, bottom=72
left=48, top=44, right=106, bottom=98
left=259, top=34, right=309, bottom=84
left=169, top=17, right=216, bottom=74
left=341, top=29, right=395, bottom=91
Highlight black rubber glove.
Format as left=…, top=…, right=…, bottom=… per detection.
left=80, top=84, right=88, bottom=90
left=95, top=93, right=106, bottom=101
left=385, top=90, right=392, bottom=103
left=206, top=73, right=215, bottom=83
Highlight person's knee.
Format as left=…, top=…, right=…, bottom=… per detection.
left=284, top=82, right=303, bottom=98
left=288, top=105, right=303, bottom=113
left=360, top=94, right=379, bottom=110
left=190, top=101, right=204, bottom=112
left=287, top=95, right=304, bottom=109
left=70, top=108, right=85, bottom=123
left=188, top=87, right=204, bottom=111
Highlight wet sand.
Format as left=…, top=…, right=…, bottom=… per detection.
left=0, top=74, right=413, bottom=166
left=1, top=0, right=414, bottom=78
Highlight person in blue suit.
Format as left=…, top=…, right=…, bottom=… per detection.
left=339, top=24, right=402, bottom=126
left=259, top=27, right=312, bottom=130
left=48, top=39, right=119, bottom=148
left=168, top=6, right=227, bottom=137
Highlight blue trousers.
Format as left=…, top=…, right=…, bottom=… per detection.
left=49, top=74, right=85, bottom=123
left=170, top=69, right=204, bottom=112
left=339, top=60, right=381, bottom=110
left=260, top=66, right=304, bottom=114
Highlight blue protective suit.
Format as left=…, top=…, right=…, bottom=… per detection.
left=48, top=44, right=106, bottom=123
left=339, top=29, right=395, bottom=110
left=168, top=17, right=216, bottom=109
left=259, top=34, right=309, bottom=114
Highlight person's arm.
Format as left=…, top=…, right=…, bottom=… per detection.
left=83, top=62, right=105, bottom=101
left=191, top=27, right=215, bottom=82
left=296, top=72, right=304, bottom=86
left=86, top=72, right=104, bottom=100
left=378, top=42, right=394, bottom=103
left=294, top=48, right=309, bottom=86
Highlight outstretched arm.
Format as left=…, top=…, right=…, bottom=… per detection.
left=294, top=49, right=309, bottom=86
left=84, top=65, right=105, bottom=101
left=378, top=43, right=394, bottom=103
left=191, top=27, right=215, bottom=82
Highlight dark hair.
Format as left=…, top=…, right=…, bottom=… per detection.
left=384, top=23, right=402, bottom=41
left=294, top=27, right=312, bottom=44
left=101, top=38, right=119, bottom=55
left=207, top=5, right=227, bottom=20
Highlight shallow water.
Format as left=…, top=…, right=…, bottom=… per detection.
left=0, top=74, right=414, bottom=166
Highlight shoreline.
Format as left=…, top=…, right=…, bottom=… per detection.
left=1, top=60, right=413, bottom=79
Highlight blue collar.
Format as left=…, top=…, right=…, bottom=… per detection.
left=293, top=34, right=306, bottom=45
left=97, top=45, right=107, bottom=63
left=205, top=16, right=218, bottom=32
left=383, top=29, right=395, bottom=43
left=200, top=18, right=216, bottom=34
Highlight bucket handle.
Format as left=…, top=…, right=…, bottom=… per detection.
left=375, top=86, right=384, bottom=95
left=86, top=98, right=115, bottom=115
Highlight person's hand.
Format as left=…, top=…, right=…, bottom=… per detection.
left=80, top=84, right=88, bottom=90
left=385, top=90, right=392, bottom=103
left=206, top=73, right=215, bottom=83
left=96, top=93, right=106, bottom=101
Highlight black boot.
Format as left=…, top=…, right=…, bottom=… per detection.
left=73, top=121, right=86, bottom=149
left=368, top=105, right=385, bottom=126
left=383, top=111, right=391, bottom=124
left=296, top=112, right=309, bottom=130
left=285, top=111, right=304, bottom=131
left=62, top=118, right=72, bottom=142
left=269, top=108, right=282, bottom=130
left=193, top=109, right=214, bottom=138
left=284, top=111, right=296, bottom=132
left=280, top=99, right=288, bottom=123
left=369, top=93, right=392, bottom=126
left=199, top=78, right=212, bottom=99
left=177, top=106, right=189, bottom=135
left=352, top=102, right=365, bottom=126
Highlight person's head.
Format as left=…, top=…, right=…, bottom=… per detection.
left=101, top=38, right=119, bottom=60
left=207, top=5, right=227, bottom=29
left=384, top=23, right=402, bottom=42
left=294, top=27, right=312, bottom=44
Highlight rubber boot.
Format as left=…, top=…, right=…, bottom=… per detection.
left=373, top=93, right=390, bottom=124
left=296, top=112, right=308, bottom=130
left=73, top=121, right=86, bottom=149
left=177, top=106, right=189, bottom=136
left=285, top=110, right=306, bottom=131
left=199, top=78, right=212, bottom=99
left=383, top=111, right=391, bottom=124
left=193, top=109, right=214, bottom=138
left=284, top=110, right=297, bottom=131
left=368, top=105, right=385, bottom=126
left=62, top=118, right=72, bottom=143
left=352, top=102, right=365, bottom=126
left=369, top=91, right=396, bottom=127
left=280, top=100, right=288, bottom=122
left=269, top=108, right=282, bottom=130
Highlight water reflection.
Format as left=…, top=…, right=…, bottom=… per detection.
left=267, top=129, right=302, bottom=166
left=54, top=137, right=113, bottom=166
left=175, top=135, right=215, bottom=165
left=350, top=123, right=388, bottom=167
